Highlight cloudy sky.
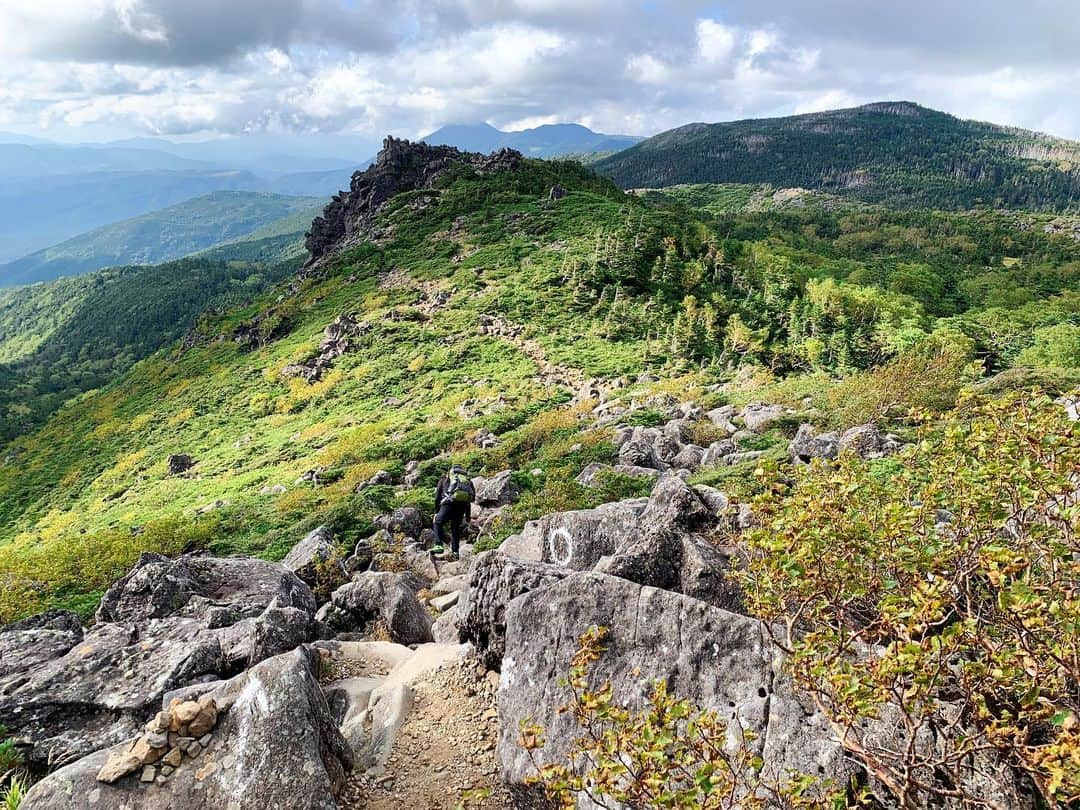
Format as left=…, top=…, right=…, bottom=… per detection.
left=1, top=0, right=1078, bottom=148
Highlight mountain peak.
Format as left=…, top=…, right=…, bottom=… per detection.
left=305, top=137, right=523, bottom=263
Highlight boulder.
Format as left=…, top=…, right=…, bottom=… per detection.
left=838, top=424, right=902, bottom=459
left=472, top=470, right=520, bottom=507
left=166, top=454, right=195, bottom=475
left=2, top=554, right=317, bottom=768
left=282, top=526, right=342, bottom=587
left=431, top=606, right=463, bottom=644
left=537, top=498, right=648, bottom=570
left=575, top=462, right=659, bottom=488
left=95, top=552, right=315, bottom=625
left=498, top=573, right=854, bottom=804
left=458, top=552, right=569, bottom=670
left=376, top=506, right=424, bottom=541
left=593, top=476, right=742, bottom=611
left=705, top=405, right=738, bottom=433
left=498, top=524, right=543, bottom=561
left=22, top=647, right=352, bottom=810
left=789, top=423, right=840, bottom=463
left=701, top=439, right=737, bottom=467
left=617, top=437, right=664, bottom=470
left=0, top=610, right=83, bottom=684
left=740, top=402, right=786, bottom=433
left=662, top=418, right=695, bottom=444
left=669, top=444, right=704, bottom=470
left=326, top=572, right=433, bottom=645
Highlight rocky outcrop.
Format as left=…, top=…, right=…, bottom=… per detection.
left=95, top=552, right=315, bottom=624
left=789, top=423, right=840, bottom=462
left=166, top=453, right=195, bottom=475
left=537, top=498, right=649, bottom=570
left=281, top=314, right=370, bottom=383
left=321, top=572, right=432, bottom=645
left=375, top=506, right=425, bottom=542
left=22, top=647, right=352, bottom=810
left=497, top=573, right=856, bottom=804
left=305, top=137, right=523, bottom=265
left=0, top=610, right=83, bottom=683
left=472, top=470, right=520, bottom=507
left=283, top=526, right=343, bottom=588
left=594, top=475, right=742, bottom=611
left=1, top=553, right=317, bottom=769
left=458, top=552, right=570, bottom=670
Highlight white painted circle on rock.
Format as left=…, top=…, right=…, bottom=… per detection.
left=547, top=527, right=574, bottom=567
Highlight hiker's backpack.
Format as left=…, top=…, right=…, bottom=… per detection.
left=445, top=470, right=475, bottom=504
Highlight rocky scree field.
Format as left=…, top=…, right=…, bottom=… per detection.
left=0, top=138, right=1076, bottom=809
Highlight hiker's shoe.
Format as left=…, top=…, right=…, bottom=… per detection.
left=430, top=545, right=445, bottom=556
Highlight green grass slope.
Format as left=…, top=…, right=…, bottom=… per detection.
left=0, top=191, right=323, bottom=286
left=0, top=154, right=1076, bottom=623
left=0, top=256, right=296, bottom=443
left=595, top=102, right=1080, bottom=211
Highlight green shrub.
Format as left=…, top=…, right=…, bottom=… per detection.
left=521, top=626, right=848, bottom=809
left=740, top=391, right=1080, bottom=807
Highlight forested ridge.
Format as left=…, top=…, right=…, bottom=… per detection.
left=596, top=101, right=1080, bottom=211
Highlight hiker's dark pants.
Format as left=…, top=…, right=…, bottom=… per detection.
left=433, top=501, right=468, bottom=554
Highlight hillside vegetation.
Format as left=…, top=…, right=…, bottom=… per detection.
left=0, top=256, right=295, bottom=442
left=0, top=148, right=1076, bottom=624
left=0, top=191, right=323, bottom=286
left=596, top=101, right=1080, bottom=211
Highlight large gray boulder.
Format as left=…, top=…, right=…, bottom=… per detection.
left=325, top=571, right=433, bottom=645
left=594, top=475, right=742, bottom=611
left=282, top=526, right=343, bottom=587
left=1, top=554, right=317, bottom=769
left=497, top=573, right=853, bottom=804
left=739, top=402, right=786, bottom=433
left=838, top=424, right=902, bottom=459
left=375, top=506, right=425, bottom=541
left=95, top=552, right=315, bottom=625
left=472, top=470, right=520, bottom=507
left=537, top=498, right=648, bottom=570
left=617, top=437, right=665, bottom=470
left=458, top=552, right=569, bottom=670
left=21, top=647, right=353, bottom=810
left=700, top=439, right=737, bottom=467
left=789, top=423, right=840, bottom=463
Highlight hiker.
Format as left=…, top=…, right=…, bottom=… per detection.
left=432, top=464, right=474, bottom=560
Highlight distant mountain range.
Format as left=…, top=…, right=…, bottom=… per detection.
left=0, top=123, right=638, bottom=264
left=0, top=191, right=324, bottom=287
left=595, top=102, right=1080, bottom=211
left=418, top=122, right=642, bottom=157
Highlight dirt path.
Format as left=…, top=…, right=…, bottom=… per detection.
left=337, top=660, right=512, bottom=810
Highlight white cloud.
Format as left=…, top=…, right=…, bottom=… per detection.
left=0, top=0, right=1078, bottom=142
left=696, top=19, right=735, bottom=64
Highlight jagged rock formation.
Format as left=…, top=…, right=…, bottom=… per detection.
left=304, top=137, right=523, bottom=265
left=1, top=553, right=316, bottom=769
left=22, top=648, right=352, bottom=810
